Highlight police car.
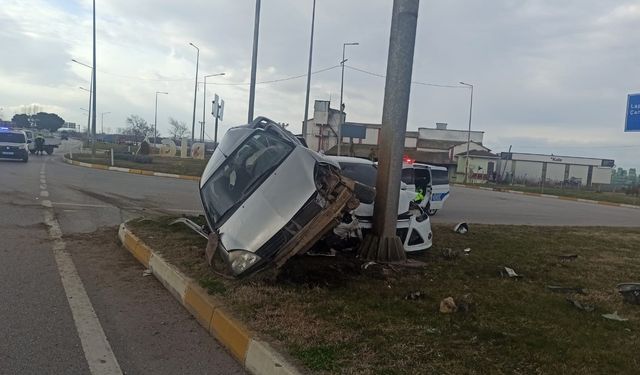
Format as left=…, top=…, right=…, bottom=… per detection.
left=0, top=128, right=30, bottom=162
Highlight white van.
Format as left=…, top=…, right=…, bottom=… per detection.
left=401, top=163, right=450, bottom=215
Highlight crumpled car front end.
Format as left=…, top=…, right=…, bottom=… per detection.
left=199, top=119, right=357, bottom=277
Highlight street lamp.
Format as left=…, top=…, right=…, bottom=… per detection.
left=202, top=73, right=226, bottom=141
left=189, top=42, right=200, bottom=142
left=337, top=41, right=359, bottom=156
left=154, top=91, right=168, bottom=145
left=73, top=59, right=93, bottom=140
left=248, top=0, right=261, bottom=122
left=460, top=81, right=474, bottom=184
left=302, top=0, right=317, bottom=143
left=101, top=112, right=110, bottom=134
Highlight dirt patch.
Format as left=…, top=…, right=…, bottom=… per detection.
left=127, top=217, right=640, bottom=374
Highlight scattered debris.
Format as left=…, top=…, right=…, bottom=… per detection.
left=441, top=248, right=460, bottom=260
left=307, top=248, right=337, bottom=257
left=546, top=285, right=587, bottom=295
left=361, top=261, right=377, bottom=270
left=439, top=297, right=457, bottom=313
left=500, top=267, right=523, bottom=279
left=453, top=222, right=469, bottom=234
left=426, top=327, right=441, bottom=335
left=557, top=254, right=578, bottom=262
left=617, top=283, right=640, bottom=305
left=602, top=311, right=628, bottom=322
left=142, top=269, right=153, bottom=277
left=566, top=298, right=595, bottom=312
left=457, top=293, right=474, bottom=313
left=405, top=291, right=426, bottom=300
left=463, top=248, right=471, bottom=255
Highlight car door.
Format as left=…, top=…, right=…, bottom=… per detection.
left=428, top=168, right=450, bottom=210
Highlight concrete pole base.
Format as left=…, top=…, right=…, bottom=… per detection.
left=358, top=233, right=407, bottom=262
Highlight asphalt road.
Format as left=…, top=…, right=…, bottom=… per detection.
left=433, top=186, right=640, bottom=226
left=0, top=148, right=243, bottom=374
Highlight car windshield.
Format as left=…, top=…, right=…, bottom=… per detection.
left=339, top=162, right=377, bottom=187
left=201, top=130, right=294, bottom=225
left=0, top=132, right=26, bottom=143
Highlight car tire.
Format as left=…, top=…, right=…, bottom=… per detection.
left=29, top=150, right=36, bottom=155
left=46, top=149, right=53, bottom=155
left=427, top=209, right=438, bottom=216
left=22, top=157, right=28, bottom=162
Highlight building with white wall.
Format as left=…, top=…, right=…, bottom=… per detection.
left=497, top=152, right=614, bottom=186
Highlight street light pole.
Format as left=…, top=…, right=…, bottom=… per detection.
left=154, top=91, right=168, bottom=145
left=248, top=0, right=261, bottom=123
left=101, top=111, right=110, bottom=134
left=73, top=59, right=93, bottom=142
left=91, top=0, right=97, bottom=157
left=460, top=82, right=474, bottom=184
left=338, top=42, right=359, bottom=156
left=202, top=73, right=225, bottom=142
left=189, top=42, right=200, bottom=142
left=302, top=0, right=316, bottom=143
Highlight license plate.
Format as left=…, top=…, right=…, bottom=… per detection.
left=1, top=152, right=14, bottom=155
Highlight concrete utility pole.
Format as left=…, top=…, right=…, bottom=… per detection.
left=248, top=0, right=261, bottom=123
left=359, top=0, right=419, bottom=262
left=460, top=81, right=473, bottom=184
left=189, top=43, right=200, bottom=142
left=338, top=42, right=359, bottom=156
left=302, top=0, right=317, bottom=142
left=91, top=0, right=97, bottom=157
left=101, top=111, right=110, bottom=134
left=154, top=92, right=167, bottom=144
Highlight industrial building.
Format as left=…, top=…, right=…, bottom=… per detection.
left=496, top=152, right=615, bottom=187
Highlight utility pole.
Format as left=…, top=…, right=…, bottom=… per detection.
left=248, top=0, right=261, bottom=123
left=460, top=81, right=474, bottom=184
left=91, top=0, right=97, bottom=157
left=101, top=112, right=110, bottom=134
left=154, top=91, right=168, bottom=145
left=338, top=42, right=359, bottom=156
left=302, top=0, right=316, bottom=143
left=189, top=42, right=200, bottom=142
left=359, top=0, right=419, bottom=262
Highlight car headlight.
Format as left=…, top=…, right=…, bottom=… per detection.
left=228, top=250, right=262, bottom=275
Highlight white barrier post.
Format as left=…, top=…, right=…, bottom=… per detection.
left=111, top=148, right=114, bottom=166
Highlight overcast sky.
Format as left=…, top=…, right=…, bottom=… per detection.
left=1, top=0, right=639, bottom=167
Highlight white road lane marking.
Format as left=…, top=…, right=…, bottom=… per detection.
left=49, top=201, right=203, bottom=214
left=40, top=162, right=122, bottom=375
left=40, top=184, right=47, bottom=190
left=40, top=191, right=49, bottom=197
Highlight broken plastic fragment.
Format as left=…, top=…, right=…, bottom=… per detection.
left=602, top=311, right=628, bottom=322
left=617, top=283, right=640, bottom=305
left=566, top=298, right=595, bottom=312
left=142, top=269, right=152, bottom=277
left=501, top=266, right=522, bottom=278
left=454, top=222, right=469, bottom=234
left=439, top=297, right=457, bottom=313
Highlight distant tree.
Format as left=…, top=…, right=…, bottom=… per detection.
left=33, top=112, right=65, bottom=132
left=168, top=117, right=189, bottom=140
left=11, top=114, right=30, bottom=128
left=11, top=112, right=65, bottom=131
left=124, top=115, right=151, bottom=142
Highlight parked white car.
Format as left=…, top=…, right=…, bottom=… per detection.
left=401, top=162, right=450, bottom=215
left=325, top=156, right=433, bottom=252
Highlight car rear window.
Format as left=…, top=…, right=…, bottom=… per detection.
left=0, top=132, right=26, bottom=143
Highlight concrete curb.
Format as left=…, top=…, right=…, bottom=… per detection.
left=117, top=223, right=301, bottom=375
left=453, top=183, right=640, bottom=210
left=62, top=155, right=200, bottom=182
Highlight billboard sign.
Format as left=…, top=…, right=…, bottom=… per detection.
left=625, top=93, right=640, bottom=132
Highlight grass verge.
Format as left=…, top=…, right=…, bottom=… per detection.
left=68, top=153, right=207, bottom=176
left=128, top=217, right=640, bottom=374
left=466, top=183, right=640, bottom=206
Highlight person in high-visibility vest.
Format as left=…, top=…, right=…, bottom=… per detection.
left=34, top=134, right=45, bottom=155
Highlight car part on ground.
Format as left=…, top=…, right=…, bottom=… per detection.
left=617, top=283, right=640, bottom=305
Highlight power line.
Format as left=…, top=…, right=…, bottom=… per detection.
left=344, top=65, right=465, bottom=88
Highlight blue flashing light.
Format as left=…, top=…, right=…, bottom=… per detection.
left=0, top=127, right=9, bottom=131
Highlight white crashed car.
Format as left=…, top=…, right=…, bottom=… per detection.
left=324, top=156, right=433, bottom=252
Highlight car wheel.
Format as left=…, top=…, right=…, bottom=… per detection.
left=46, top=149, right=53, bottom=155
left=22, top=157, right=28, bottom=162
left=29, top=150, right=36, bottom=155
left=427, top=209, right=438, bottom=216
